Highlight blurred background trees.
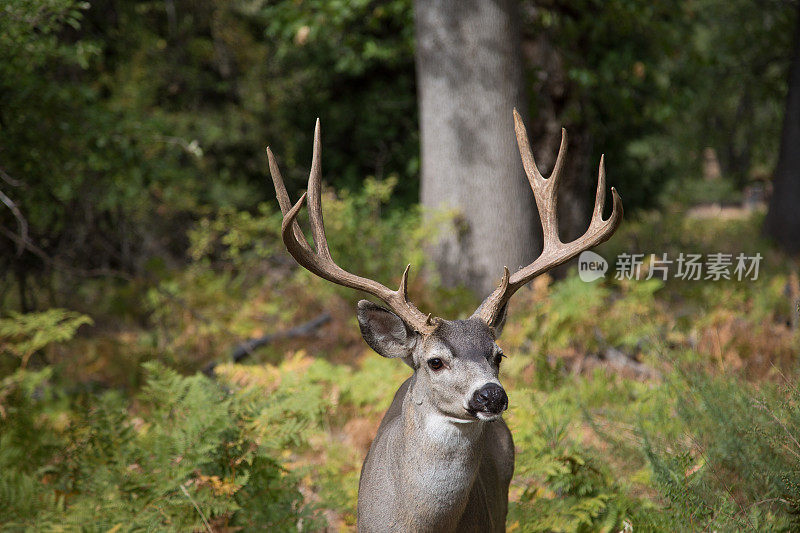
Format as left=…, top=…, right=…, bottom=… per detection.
left=765, top=1, right=800, bottom=253
left=2, top=0, right=796, bottom=303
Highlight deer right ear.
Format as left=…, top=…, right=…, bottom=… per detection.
left=357, top=300, right=418, bottom=360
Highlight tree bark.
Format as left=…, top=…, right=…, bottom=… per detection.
left=415, top=0, right=539, bottom=296
left=765, top=4, right=800, bottom=254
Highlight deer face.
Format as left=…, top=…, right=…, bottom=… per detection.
left=357, top=300, right=508, bottom=422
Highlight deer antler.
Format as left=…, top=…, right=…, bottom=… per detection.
left=268, top=119, right=438, bottom=335
left=476, top=109, right=623, bottom=329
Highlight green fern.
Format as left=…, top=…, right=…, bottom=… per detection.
left=0, top=309, right=92, bottom=368
left=0, top=362, right=324, bottom=530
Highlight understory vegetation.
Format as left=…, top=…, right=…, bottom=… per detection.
left=2, top=180, right=799, bottom=531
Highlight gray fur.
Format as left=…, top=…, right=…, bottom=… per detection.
left=356, top=301, right=514, bottom=532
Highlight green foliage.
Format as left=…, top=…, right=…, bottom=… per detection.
left=660, top=175, right=742, bottom=206
left=510, top=274, right=664, bottom=393
left=524, top=0, right=687, bottom=209
left=640, top=375, right=800, bottom=531
left=0, top=0, right=419, bottom=304
left=523, top=0, right=796, bottom=206
left=256, top=0, right=419, bottom=204
left=147, top=175, right=436, bottom=368
left=509, top=389, right=648, bottom=532
left=496, top=206, right=798, bottom=531
left=0, top=309, right=92, bottom=368
left=188, top=203, right=283, bottom=265
left=1, top=195, right=799, bottom=530
left=671, top=0, right=796, bottom=186
left=0, top=0, right=213, bottom=287
left=189, top=175, right=425, bottom=284
left=0, top=361, right=323, bottom=530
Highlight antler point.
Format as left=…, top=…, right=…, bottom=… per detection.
left=513, top=108, right=524, bottom=127
left=398, top=264, right=411, bottom=298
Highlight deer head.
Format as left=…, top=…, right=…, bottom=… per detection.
left=356, top=299, right=509, bottom=422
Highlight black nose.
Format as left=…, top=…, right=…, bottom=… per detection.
left=468, top=383, right=508, bottom=415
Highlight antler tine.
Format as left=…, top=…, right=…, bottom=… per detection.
left=550, top=128, right=568, bottom=187
left=513, top=109, right=567, bottom=251
left=592, top=155, right=607, bottom=224
left=591, top=155, right=619, bottom=228
left=280, top=192, right=324, bottom=277
left=271, top=121, right=437, bottom=335
left=398, top=264, right=411, bottom=299
left=307, top=118, right=332, bottom=260
left=267, top=147, right=312, bottom=253
left=513, top=108, right=543, bottom=183
left=476, top=111, right=623, bottom=329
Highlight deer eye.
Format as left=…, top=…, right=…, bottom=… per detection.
left=427, top=358, right=444, bottom=371
left=493, top=351, right=505, bottom=366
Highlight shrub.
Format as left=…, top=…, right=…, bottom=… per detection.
left=0, top=361, right=323, bottom=530
left=640, top=374, right=800, bottom=531
left=0, top=309, right=92, bottom=369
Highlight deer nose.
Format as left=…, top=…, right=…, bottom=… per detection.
left=468, top=383, right=508, bottom=415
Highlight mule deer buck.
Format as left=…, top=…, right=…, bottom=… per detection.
left=267, top=109, right=622, bottom=532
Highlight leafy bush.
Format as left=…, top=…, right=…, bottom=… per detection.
left=640, top=374, right=800, bottom=531
left=508, top=389, right=649, bottom=532
left=0, top=361, right=324, bottom=530
left=0, top=309, right=92, bottom=369
left=188, top=176, right=427, bottom=285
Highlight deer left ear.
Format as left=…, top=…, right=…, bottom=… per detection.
left=357, top=300, right=418, bottom=361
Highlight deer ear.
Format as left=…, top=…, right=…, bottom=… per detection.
left=491, top=303, right=508, bottom=337
left=472, top=301, right=508, bottom=338
left=357, top=300, right=418, bottom=359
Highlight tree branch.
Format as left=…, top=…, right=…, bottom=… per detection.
left=0, top=188, right=28, bottom=255
left=203, top=312, right=332, bottom=376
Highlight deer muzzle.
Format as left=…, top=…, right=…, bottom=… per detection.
left=468, top=383, right=508, bottom=416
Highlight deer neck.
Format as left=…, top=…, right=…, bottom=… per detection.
left=396, top=377, right=486, bottom=528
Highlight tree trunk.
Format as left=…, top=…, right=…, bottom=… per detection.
left=765, top=5, right=800, bottom=254
left=414, top=0, right=539, bottom=296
